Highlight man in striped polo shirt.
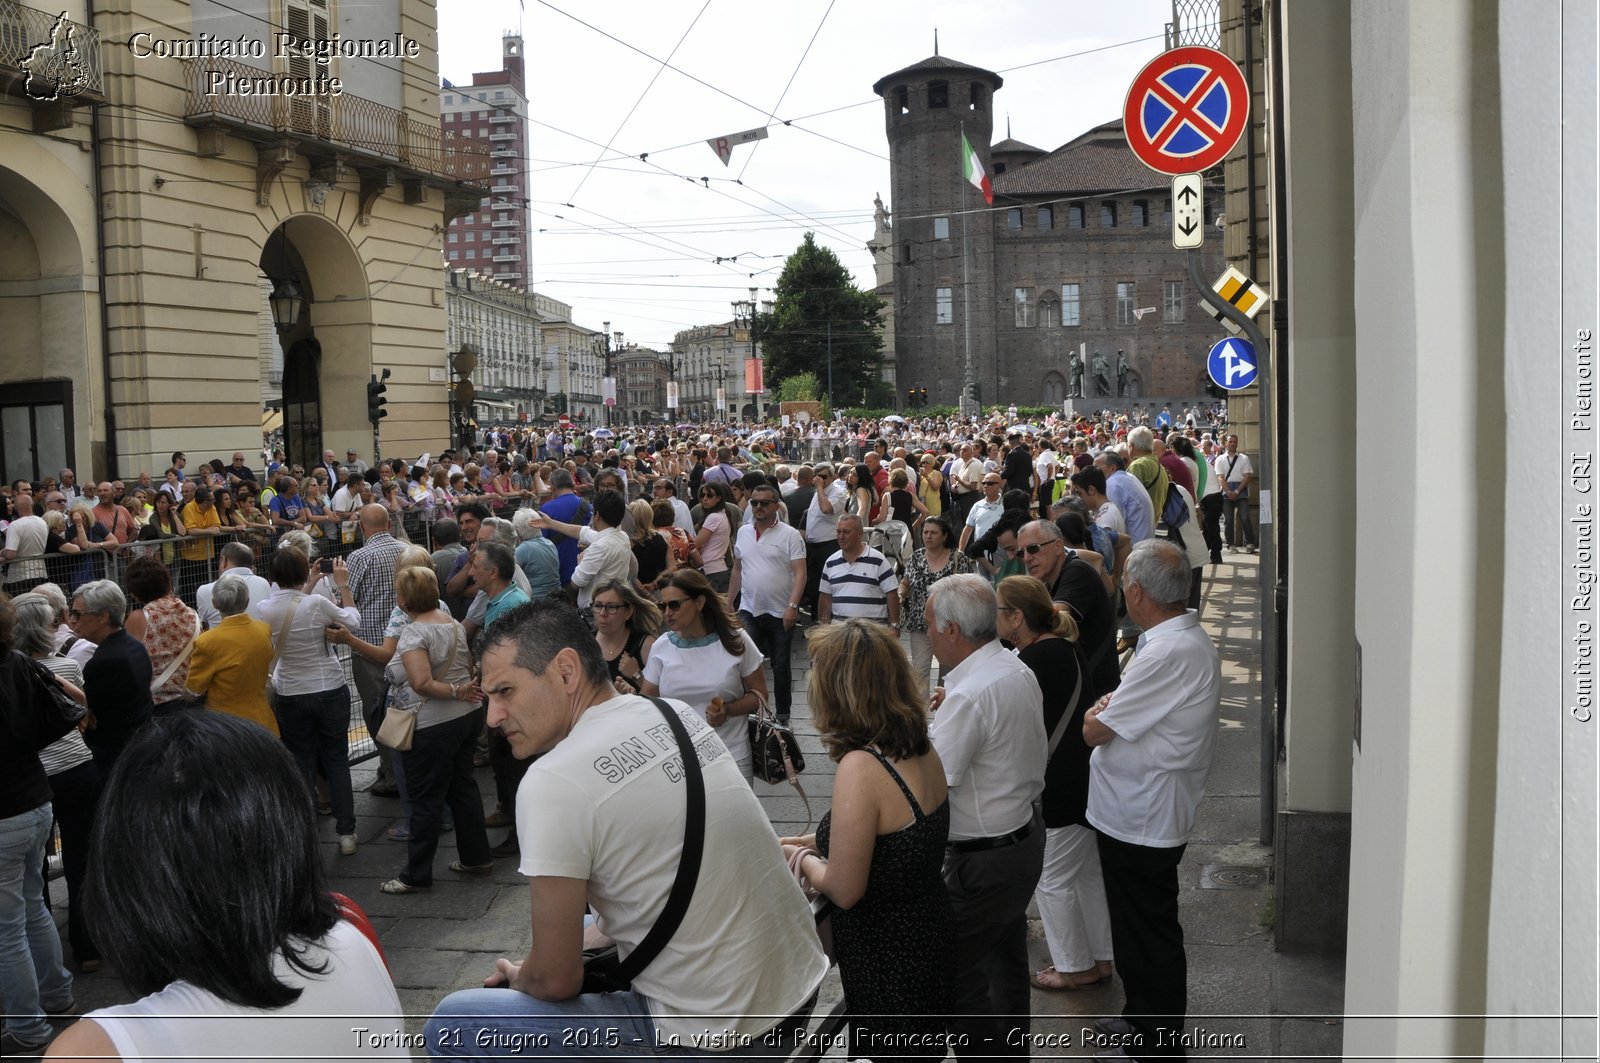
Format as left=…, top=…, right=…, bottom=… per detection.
left=816, top=514, right=900, bottom=631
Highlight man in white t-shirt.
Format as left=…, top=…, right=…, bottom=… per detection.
left=427, top=601, right=826, bottom=1058
left=802, top=464, right=847, bottom=615
left=2, top=493, right=49, bottom=595
left=1212, top=434, right=1257, bottom=553
left=1082, top=541, right=1220, bottom=1057
left=727, top=483, right=806, bottom=724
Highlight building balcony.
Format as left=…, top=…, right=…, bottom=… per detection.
left=490, top=165, right=515, bottom=175
left=491, top=184, right=514, bottom=194
left=491, top=218, right=516, bottom=228
left=488, top=131, right=516, bottom=141
left=492, top=235, right=517, bottom=245
left=492, top=253, right=520, bottom=263
left=0, top=1, right=106, bottom=129
left=489, top=113, right=516, bottom=124
left=180, top=55, right=491, bottom=198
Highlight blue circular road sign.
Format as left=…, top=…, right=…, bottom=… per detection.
left=1207, top=337, right=1258, bottom=391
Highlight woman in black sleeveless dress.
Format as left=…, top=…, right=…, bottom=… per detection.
left=781, top=620, right=953, bottom=1061
left=590, top=580, right=660, bottom=695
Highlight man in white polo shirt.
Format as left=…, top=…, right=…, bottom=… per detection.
left=727, top=482, right=806, bottom=725
left=925, top=574, right=1046, bottom=1059
left=817, top=515, right=899, bottom=629
left=1083, top=540, right=1220, bottom=1059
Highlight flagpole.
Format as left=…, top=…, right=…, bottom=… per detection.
left=960, top=123, right=974, bottom=418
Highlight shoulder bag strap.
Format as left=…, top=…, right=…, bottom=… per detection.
left=613, top=696, right=707, bottom=983
left=269, top=593, right=305, bottom=668
left=1045, top=646, right=1085, bottom=763
left=151, top=611, right=203, bottom=691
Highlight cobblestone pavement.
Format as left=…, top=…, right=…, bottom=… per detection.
left=49, top=553, right=1343, bottom=1060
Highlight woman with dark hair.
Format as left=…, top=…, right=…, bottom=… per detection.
left=640, top=568, right=767, bottom=778
left=779, top=619, right=952, bottom=1061
left=652, top=498, right=694, bottom=574
left=992, top=575, right=1109, bottom=992
left=693, top=481, right=734, bottom=593
left=897, top=515, right=974, bottom=695
left=122, top=555, right=200, bottom=716
left=258, top=546, right=361, bottom=855
left=590, top=579, right=660, bottom=696
left=141, top=488, right=185, bottom=573
left=843, top=462, right=878, bottom=525
left=48, top=712, right=405, bottom=1061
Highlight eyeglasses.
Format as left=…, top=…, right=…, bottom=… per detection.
left=982, top=480, right=1001, bottom=486
left=592, top=602, right=629, bottom=613
left=660, top=596, right=696, bottom=613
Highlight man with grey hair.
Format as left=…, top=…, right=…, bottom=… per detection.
left=1083, top=540, right=1220, bottom=1058
left=28, top=583, right=96, bottom=671
left=925, top=573, right=1047, bottom=1059
left=195, top=541, right=271, bottom=630
left=1017, top=519, right=1120, bottom=700
left=70, top=580, right=154, bottom=772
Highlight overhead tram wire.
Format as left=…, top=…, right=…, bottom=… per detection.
left=736, top=0, right=837, bottom=182
left=565, top=0, right=713, bottom=204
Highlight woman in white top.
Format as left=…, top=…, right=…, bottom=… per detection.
left=694, top=481, right=734, bottom=593
left=640, top=568, right=768, bottom=778
left=379, top=566, right=491, bottom=894
left=47, top=712, right=405, bottom=1063
left=256, top=545, right=362, bottom=854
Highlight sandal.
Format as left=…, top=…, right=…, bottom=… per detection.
left=449, top=860, right=495, bottom=877
left=379, top=878, right=428, bottom=894
left=1030, top=964, right=1112, bottom=991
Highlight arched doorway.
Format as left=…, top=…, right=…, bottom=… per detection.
left=259, top=217, right=371, bottom=469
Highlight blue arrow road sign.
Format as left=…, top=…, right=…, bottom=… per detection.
left=1208, top=337, right=1258, bottom=391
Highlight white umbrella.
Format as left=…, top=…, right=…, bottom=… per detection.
left=882, top=414, right=907, bottom=424
left=1008, top=424, right=1040, bottom=435
left=591, top=427, right=615, bottom=439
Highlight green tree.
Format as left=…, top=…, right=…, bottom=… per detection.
left=774, top=371, right=821, bottom=403
left=763, top=233, right=883, bottom=407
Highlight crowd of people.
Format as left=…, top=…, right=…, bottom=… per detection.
left=2, top=399, right=1247, bottom=1061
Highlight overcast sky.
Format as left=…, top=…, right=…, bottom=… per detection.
left=437, top=0, right=1176, bottom=350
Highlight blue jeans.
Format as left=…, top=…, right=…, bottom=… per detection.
left=425, top=986, right=797, bottom=1062
left=0, top=804, right=73, bottom=1044
left=738, top=611, right=793, bottom=716
left=273, top=687, right=357, bottom=835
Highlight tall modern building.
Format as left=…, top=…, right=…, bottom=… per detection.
left=441, top=34, right=528, bottom=287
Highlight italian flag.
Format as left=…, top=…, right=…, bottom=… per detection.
left=962, top=133, right=993, bottom=205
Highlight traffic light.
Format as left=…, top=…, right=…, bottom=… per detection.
left=367, top=369, right=390, bottom=424
left=919, top=387, right=928, bottom=406
left=907, top=387, right=917, bottom=408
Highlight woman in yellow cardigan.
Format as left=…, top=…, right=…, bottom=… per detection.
left=185, top=576, right=277, bottom=735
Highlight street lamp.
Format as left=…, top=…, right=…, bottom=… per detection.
left=597, top=320, right=612, bottom=429
left=268, top=277, right=303, bottom=330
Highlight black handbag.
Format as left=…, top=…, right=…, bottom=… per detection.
left=748, top=697, right=811, bottom=829
left=580, top=696, right=706, bottom=994
left=26, top=656, right=87, bottom=744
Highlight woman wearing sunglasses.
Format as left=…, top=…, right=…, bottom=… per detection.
left=639, top=569, right=767, bottom=779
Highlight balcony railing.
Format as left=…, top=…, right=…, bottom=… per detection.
left=0, top=0, right=104, bottom=103
left=182, top=55, right=490, bottom=186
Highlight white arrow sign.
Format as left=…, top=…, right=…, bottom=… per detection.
left=1172, top=173, right=1204, bottom=249
left=707, top=126, right=770, bottom=167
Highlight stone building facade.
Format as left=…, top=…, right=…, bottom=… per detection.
left=444, top=269, right=542, bottom=422
left=0, top=0, right=487, bottom=480
left=616, top=347, right=668, bottom=425
left=872, top=54, right=1224, bottom=410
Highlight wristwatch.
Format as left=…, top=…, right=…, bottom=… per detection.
left=786, top=602, right=799, bottom=610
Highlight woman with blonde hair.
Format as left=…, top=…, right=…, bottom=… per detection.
left=639, top=569, right=766, bottom=777
left=779, top=619, right=952, bottom=1060
left=627, top=497, right=671, bottom=591
left=992, top=574, right=1109, bottom=992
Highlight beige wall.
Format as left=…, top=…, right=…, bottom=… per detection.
left=86, top=0, right=452, bottom=476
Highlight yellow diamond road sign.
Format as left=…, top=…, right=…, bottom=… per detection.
left=1213, top=266, right=1268, bottom=320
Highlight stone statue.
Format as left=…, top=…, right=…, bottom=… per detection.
left=1068, top=352, right=1084, bottom=398
left=1116, top=353, right=1129, bottom=397
left=1091, top=353, right=1112, bottom=397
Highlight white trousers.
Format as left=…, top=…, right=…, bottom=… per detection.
left=1035, top=823, right=1114, bottom=972
left=902, top=629, right=934, bottom=696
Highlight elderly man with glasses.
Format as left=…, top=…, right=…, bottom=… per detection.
left=957, top=473, right=1006, bottom=556
left=1016, top=519, right=1121, bottom=702
left=69, top=580, right=156, bottom=774
left=727, top=482, right=807, bottom=724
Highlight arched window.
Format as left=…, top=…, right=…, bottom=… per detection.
left=1042, top=372, right=1067, bottom=405
left=1038, top=292, right=1061, bottom=328
left=894, top=86, right=909, bottom=116
left=928, top=80, right=949, bottom=108
left=969, top=83, right=985, bottom=110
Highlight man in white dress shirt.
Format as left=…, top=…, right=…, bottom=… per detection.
left=1083, top=540, right=1220, bottom=1059
left=198, top=542, right=272, bottom=630
left=925, top=574, right=1047, bottom=1059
